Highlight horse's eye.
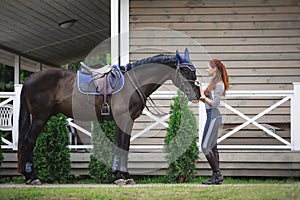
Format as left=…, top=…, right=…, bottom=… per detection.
left=194, top=80, right=201, bottom=87
left=181, top=67, right=189, bottom=73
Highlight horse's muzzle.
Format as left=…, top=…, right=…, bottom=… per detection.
left=187, top=85, right=200, bottom=101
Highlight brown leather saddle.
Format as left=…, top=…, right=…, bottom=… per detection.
left=79, top=62, right=124, bottom=115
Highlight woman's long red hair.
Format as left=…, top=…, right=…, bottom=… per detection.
left=204, top=59, right=229, bottom=96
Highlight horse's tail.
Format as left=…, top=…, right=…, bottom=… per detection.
left=17, top=87, right=31, bottom=173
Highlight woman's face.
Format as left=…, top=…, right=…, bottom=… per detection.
left=206, top=63, right=217, bottom=77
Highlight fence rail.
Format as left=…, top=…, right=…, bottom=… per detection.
left=217, top=90, right=293, bottom=150
left=1, top=83, right=300, bottom=151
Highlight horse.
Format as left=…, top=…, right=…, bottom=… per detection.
left=18, top=48, right=201, bottom=185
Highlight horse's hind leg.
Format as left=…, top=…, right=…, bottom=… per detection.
left=20, top=117, right=47, bottom=184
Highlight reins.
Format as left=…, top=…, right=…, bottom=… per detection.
left=127, top=63, right=197, bottom=117
left=125, top=67, right=169, bottom=117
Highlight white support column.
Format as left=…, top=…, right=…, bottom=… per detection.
left=36, top=62, right=42, bottom=71
left=12, top=84, right=22, bottom=150
left=198, top=100, right=206, bottom=149
left=111, top=0, right=119, bottom=65
left=291, top=82, right=300, bottom=151
left=120, top=0, right=129, bottom=66
left=14, top=55, right=20, bottom=85
left=198, top=83, right=207, bottom=150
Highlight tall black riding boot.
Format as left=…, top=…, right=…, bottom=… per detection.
left=202, top=151, right=223, bottom=185
left=212, top=148, right=220, bottom=165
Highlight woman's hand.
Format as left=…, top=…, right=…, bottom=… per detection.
left=200, top=90, right=206, bottom=103
left=201, top=90, right=205, bottom=97
left=192, top=90, right=207, bottom=103
left=199, top=97, right=206, bottom=103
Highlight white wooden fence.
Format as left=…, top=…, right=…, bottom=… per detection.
left=1, top=83, right=300, bottom=151
left=0, top=84, right=22, bottom=150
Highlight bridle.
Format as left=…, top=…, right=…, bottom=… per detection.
left=173, top=62, right=201, bottom=96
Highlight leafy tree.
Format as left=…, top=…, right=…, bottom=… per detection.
left=0, top=64, right=14, bottom=91
left=33, top=113, right=71, bottom=183
left=20, top=70, right=32, bottom=84
left=88, top=120, right=115, bottom=183
left=60, top=61, right=81, bottom=71
left=164, top=90, right=199, bottom=182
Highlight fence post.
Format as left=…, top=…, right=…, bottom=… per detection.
left=198, top=101, right=206, bottom=150
left=291, top=82, right=300, bottom=151
left=198, top=83, right=207, bottom=151
left=12, top=84, right=22, bottom=150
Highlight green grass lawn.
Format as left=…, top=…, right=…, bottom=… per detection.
left=0, top=184, right=299, bottom=200
left=1, top=176, right=299, bottom=200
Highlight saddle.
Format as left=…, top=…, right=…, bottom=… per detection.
left=77, top=62, right=125, bottom=115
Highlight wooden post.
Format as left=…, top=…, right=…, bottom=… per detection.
left=14, top=56, right=20, bottom=85
left=291, top=82, right=300, bottom=151
left=120, top=0, right=129, bottom=66
left=198, top=99, right=206, bottom=149
left=12, top=84, right=22, bottom=150
left=111, top=0, right=119, bottom=65
left=198, top=83, right=207, bottom=151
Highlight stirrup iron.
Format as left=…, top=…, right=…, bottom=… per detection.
left=101, top=102, right=110, bottom=115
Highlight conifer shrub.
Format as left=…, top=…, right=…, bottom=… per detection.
left=164, top=90, right=199, bottom=182
left=33, top=113, right=71, bottom=183
left=88, top=120, right=115, bottom=183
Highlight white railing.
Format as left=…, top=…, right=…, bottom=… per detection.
left=0, top=84, right=22, bottom=150
left=1, top=83, right=300, bottom=151
left=66, top=91, right=176, bottom=150
left=67, top=84, right=300, bottom=151
left=199, top=90, right=294, bottom=150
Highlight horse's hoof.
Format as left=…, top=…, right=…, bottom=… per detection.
left=25, top=179, right=42, bottom=185
left=114, top=179, right=126, bottom=185
left=125, top=179, right=136, bottom=185
left=31, top=179, right=42, bottom=185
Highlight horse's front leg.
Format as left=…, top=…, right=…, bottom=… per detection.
left=112, top=122, right=135, bottom=185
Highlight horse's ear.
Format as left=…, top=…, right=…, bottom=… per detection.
left=184, top=48, right=191, bottom=63
left=176, top=50, right=184, bottom=63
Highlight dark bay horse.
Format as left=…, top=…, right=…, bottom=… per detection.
left=18, top=48, right=200, bottom=185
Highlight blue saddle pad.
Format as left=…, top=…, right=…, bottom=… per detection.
left=77, top=65, right=124, bottom=96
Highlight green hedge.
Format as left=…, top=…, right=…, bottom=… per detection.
left=33, top=113, right=71, bottom=183
left=164, top=90, right=199, bottom=182
left=88, top=120, right=115, bottom=183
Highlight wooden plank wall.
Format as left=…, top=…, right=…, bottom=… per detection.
left=2, top=152, right=299, bottom=177
left=129, top=0, right=300, bottom=91
left=129, top=0, right=300, bottom=148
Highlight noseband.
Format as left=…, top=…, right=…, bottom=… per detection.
left=173, top=63, right=200, bottom=95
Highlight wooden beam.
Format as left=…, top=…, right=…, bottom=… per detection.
left=13, top=56, right=20, bottom=84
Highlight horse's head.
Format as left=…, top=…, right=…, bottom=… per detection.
left=172, top=48, right=201, bottom=101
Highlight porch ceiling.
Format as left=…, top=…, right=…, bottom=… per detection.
left=0, top=0, right=110, bottom=68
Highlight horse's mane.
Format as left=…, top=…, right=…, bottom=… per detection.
left=124, top=54, right=177, bottom=71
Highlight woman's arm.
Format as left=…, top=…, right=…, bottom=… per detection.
left=202, top=82, right=224, bottom=108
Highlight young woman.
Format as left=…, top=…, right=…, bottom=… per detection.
left=195, top=59, right=229, bottom=185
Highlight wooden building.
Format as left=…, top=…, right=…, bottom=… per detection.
left=127, top=0, right=300, bottom=177
left=1, top=0, right=300, bottom=178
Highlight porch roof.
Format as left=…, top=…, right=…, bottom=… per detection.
left=0, top=0, right=110, bottom=70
